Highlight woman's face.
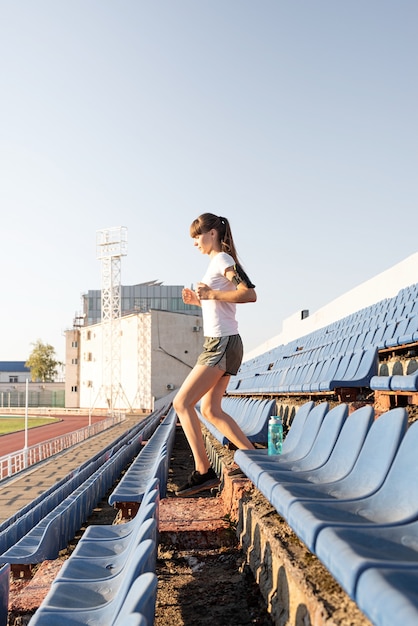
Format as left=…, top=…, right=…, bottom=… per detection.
left=193, top=229, right=218, bottom=255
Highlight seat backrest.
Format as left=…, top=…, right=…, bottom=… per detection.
left=309, top=405, right=374, bottom=481
left=287, top=404, right=348, bottom=472
left=279, top=402, right=329, bottom=462
left=328, top=352, right=344, bottom=371
left=114, top=572, right=158, bottom=626
left=386, top=318, right=410, bottom=347
left=352, top=348, right=378, bottom=382
left=364, top=420, right=418, bottom=522
left=326, top=407, right=408, bottom=499
left=282, top=401, right=314, bottom=454
left=381, top=321, right=397, bottom=346
left=390, top=371, right=418, bottom=392
left=341, top=350, right=364, bottom=380
left=306, top=360, right=327, bottom=388
left=111, top=539, right=157, bottom=617
left=133, top=518, right=157, bottom=548
left=399, top=314, right=418, bottom=343
left=324, top=354, right=351, bottom=386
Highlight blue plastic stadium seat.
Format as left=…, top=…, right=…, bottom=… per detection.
left=197, top=397, right=276, bottom=445
left=246, top=404, right=348, bottom=500
left=390, top=371, right=418, bottom=392
left=356, top=568, right=418, bottom=626
left=369, top=375, right=392, bottom=390
left=0, top=441, right=135, bottom=558
left=381, top=321, right=398, bottom=347
left=385, top=317, right=411, bottom=348
left=277, top=401, right=314, bottom=454
left=58, top=517, right=157, bottom=583
left=29, top=539, right=156, bottom=626
left=108, top=410, right=176, bottom=507
left=113, top=572, right=158, bottom=626
left=234, top=403, right=329, bottom=485
left=285, top=414, right=418, bottom=552
left=303, top=360, right=330, bottom=392
left=267, top=408, right=406, bottom=521
left=316, top=519, right=418, bottom=600
left=258, top=405, right=374, bottom=515
left=299, top=361, right=323, bottom=392
left=317, top=354, right=347, bottom=391
left=398, top=314, right=418, bottom=345
left=326, top=348, right=378, bottom=390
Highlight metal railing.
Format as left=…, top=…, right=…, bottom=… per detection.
left=0, top=413, right=125, bottom=482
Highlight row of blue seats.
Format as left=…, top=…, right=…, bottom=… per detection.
left=108, top=408, right=177, bottom=511
left=0, top=440, right=135, bottom=568
left=17, top=406, right=178, bottom=625
left=0, top=406, right=169, bottom=623
left=235, top=401, right=418, bottom=625
left=241, top=284, right=418, bottom=372
left=230, top=282, right=418, bottom=394
left=0, top=407, right=164, bottom=555
left=232, top=318, right=416, bottom=392
left=29, top=477, right=161, bottom=625
left=197, top=397, right=277, bottom=445
left=0, top=409, right=166, bottom=567
left=371, top=370, right=418, bottom=392
left=230, top=347, right=378, bottom=395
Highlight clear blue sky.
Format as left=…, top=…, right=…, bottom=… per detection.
left=1, top=1, right=417, bottom=362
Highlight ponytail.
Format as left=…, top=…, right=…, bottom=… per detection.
left=190, top=213, right=255, bottom=288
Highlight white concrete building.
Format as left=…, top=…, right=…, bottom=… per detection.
left=65, top=309, right=203, bottom=411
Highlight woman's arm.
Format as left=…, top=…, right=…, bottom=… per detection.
left=196, top=266, right=257, bottom=303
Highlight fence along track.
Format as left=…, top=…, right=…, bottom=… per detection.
left=0, top=414, right=125, bottom=481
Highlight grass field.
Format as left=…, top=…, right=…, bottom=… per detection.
left=0, top=417, right=60, bottom=435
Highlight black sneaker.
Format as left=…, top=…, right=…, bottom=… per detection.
left=176, top=467, right=220, bottom=497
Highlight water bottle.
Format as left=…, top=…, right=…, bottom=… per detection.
left=268, top=416, right=283, bottom=455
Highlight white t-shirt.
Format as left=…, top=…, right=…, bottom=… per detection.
left=200, top=252, right=238, bottom=337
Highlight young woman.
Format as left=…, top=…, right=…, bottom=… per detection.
left=173, top=213, right=257, bottom=496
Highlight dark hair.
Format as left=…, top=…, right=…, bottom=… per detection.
left=190, top=213, right=255, bottom=288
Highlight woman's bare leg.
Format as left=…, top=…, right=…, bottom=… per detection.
left=200, top=376, right=255, bottom=450
left=173, top=364, right=225, bottom=474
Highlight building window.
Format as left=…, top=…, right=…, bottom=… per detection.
left=71, top=341, right=78, bottom=348
left=9, top=376, right=18, bottom=383
left=71, top=386, right=78, bottom=393
left=71, top=358, right=78, bottom=365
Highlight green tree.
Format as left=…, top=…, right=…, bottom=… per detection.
left=25, top=339, right=61, bottom=382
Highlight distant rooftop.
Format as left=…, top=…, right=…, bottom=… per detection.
left=80, top=280, right=201, bottom=326
left=0, top=361, right=30, bottom=373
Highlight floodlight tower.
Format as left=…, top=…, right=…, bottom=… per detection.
left=96, top=226, right=128, bottom=413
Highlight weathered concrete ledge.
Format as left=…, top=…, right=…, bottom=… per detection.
left=203, top=432, right=371, bottom=626
left=236, top=486, right=371, bottom=626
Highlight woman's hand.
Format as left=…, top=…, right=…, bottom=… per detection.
left=195, top=282, right=213, bottom=300
left=182, top=287, right=201, bottom=306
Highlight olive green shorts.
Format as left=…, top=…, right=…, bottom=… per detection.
left=197, top=335, right=243, bottom=376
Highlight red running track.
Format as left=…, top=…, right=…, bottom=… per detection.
left=0, top=414, right=109, bottom=457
